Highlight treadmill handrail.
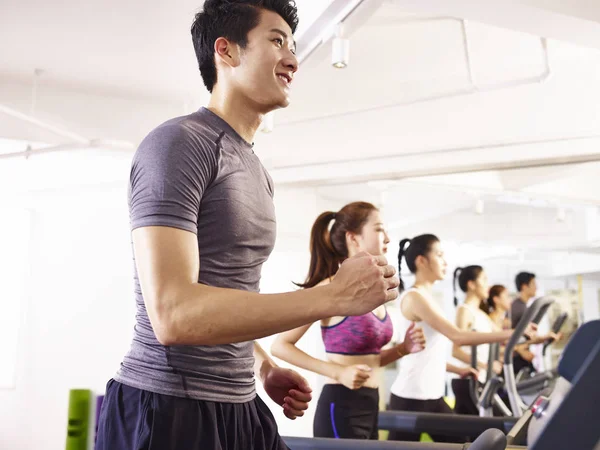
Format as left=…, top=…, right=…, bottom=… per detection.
left=377, top=410, right=517, bottom=436
left=503, top=296, right=555, bottom=365
left=504, top=296, right=554, bottom=417
left=487, top=343, right=498, bottom=382
left=516, top=369, right=557, bottom=393
left=543, top=312, right=568, bottom=356
left=531, top=301, right=552, bottom=324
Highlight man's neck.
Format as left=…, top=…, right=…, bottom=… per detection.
left=518, top=293, right=530, bottom=303
left=207, top=89, right=266, bottom=144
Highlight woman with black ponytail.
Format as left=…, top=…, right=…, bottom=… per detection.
left=451, top=266, right=505, bottom=415
left=272, top=202, right=426, bottom=440
left=388, top=235, right=536, bottom=442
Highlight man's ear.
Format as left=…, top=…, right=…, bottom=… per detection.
left=214, top=37, right=241, bottom=68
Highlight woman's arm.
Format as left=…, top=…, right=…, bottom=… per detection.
left=452, top=344, right=487, bottom=370
left=406, top=292, right=513, bottom=346
left=380, top=322, right=426, bottom=366
left=452, top=306, right=487, bottom=369
left=271, top=324, right=373, bottom=390
left=447, top=363, right=479, bottom=379
left=271, top=324, right=342, bottom=380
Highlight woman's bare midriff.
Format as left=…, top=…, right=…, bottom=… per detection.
left=323, top=353, right=383, bottom=389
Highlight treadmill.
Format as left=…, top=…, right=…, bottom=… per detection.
left=476, top=299, right=565, bottom=417
left=282, top=319, right=600, bottom=449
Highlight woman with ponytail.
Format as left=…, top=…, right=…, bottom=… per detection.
left=271, top=202, right=426, bottom=440
left=388, top=235, right=536, bottom=442
left=486, top=285, right=512, bottom=329
left=451, top=266, right=504, bottom=415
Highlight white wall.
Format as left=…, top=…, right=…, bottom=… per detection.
left=0, top=186, right=135, bottom=450
left=0, top=184, right=325, bottom=449
left=581, top=277, right=600, bottom=322
left=255, top=187, right=325, bottom=438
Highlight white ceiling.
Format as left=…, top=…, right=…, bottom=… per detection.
left=0, top=0, right=335, bottom=101
left=0, top=0, right=204, bottom=100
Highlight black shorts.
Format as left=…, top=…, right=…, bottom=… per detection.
left=96, top=379, right=288, bottom=450
left=387, top=393, right=458, bottom=443
left=313, top=384, right=379, bottom=440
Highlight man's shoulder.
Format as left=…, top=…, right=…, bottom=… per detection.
left=135, top=111, right=221, bottom=161
left=150, top=111, right=216, bottom=142
left=511, top=298, right=526, bottom=314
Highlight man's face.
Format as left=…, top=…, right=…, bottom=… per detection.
left=232, top=9, right=298, bottom=112
left=526, top=278, right=538, bottom=298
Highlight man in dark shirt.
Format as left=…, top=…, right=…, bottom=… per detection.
left=511, top=272, right=537, bottom=375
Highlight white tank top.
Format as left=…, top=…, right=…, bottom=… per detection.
left=391, top=288, right=450, bottom=400
left=455, top=303, right=493, bottom=382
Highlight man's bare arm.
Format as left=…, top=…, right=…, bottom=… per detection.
left=134, top=226, right=399, bottom=346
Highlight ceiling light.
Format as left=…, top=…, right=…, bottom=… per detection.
left=475, top=198, right=484, bottom=215
left=331, top=24, right=349, bottom=69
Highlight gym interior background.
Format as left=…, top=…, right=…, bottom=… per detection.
left=1, top=0, right=600, bottom=448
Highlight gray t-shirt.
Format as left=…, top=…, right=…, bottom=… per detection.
left=114, top=107, right=277, bottom=403
left=511, top=297, right=528, bottom=328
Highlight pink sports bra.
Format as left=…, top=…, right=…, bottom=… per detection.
left=321, top=310, right=394, bottom=355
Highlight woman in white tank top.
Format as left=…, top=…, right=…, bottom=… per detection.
left=388, top=235, right=535, bottom=443
left=451, top=266, right=504, bottom=415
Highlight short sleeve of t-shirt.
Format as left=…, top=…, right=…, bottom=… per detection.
left=129, top=123, right=218, bottom=234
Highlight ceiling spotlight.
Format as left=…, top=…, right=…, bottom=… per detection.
left=475, top=198, right=484, bottom=215
left=332, top=23, right=349, bottom=69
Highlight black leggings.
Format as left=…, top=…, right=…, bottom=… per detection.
left=451, top=378, right=479, bottom=416
left=387, top=394, right=459, bottom=443
left=313, top=384, right=379, bottom=440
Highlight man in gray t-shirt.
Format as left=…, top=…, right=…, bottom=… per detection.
left=96, top=2, right=400, bottom=450
left=512, top=272, right=537, bottom=375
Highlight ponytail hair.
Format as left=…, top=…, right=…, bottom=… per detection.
left=485, top=285, right=507, bottom=314
left=397, top=234, right=439, bottom=293
left=453, top=265, right=484, bottom=307
left=297, top=202, right=377, bottom=289
left=397, top=239, right=411, bottom=292
left=453, top=267, right=463, bottom=306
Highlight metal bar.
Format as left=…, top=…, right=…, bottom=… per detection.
left=493, top=394, right=513, bottom=417
left=295, top=0, right=376, bottom=64
left=504, top=297, right=555, bottom=417
left=0, top=139, right=135, bottom=160
left=0, top=104, right=89, bottom=144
